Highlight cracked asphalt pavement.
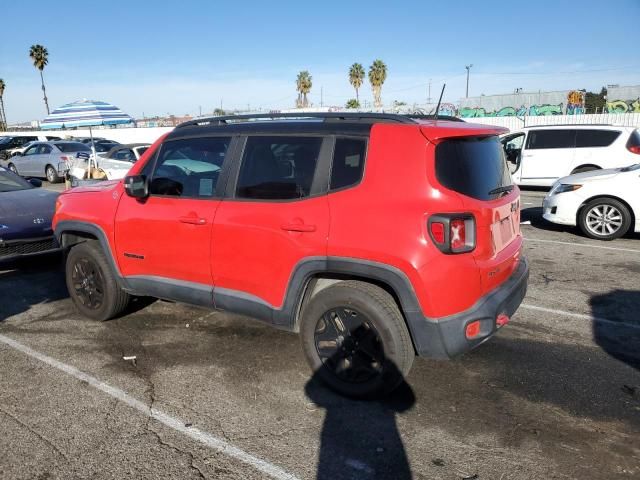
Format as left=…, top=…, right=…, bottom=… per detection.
left=1, top=188, right=639, bottom=479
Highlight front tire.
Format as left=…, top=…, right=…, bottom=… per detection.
left=8, top=163, right=18, bottom=174
left=65, top=241, right=130, bottom=320
left=571, top=165, right=599, bottom=174
left=579, top=198, right=631, bottom=240
left=45, top=164, right=61, bottom=183
left=300, top=281, right=414, bottom=398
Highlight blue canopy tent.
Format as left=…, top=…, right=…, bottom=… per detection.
left=40, top=99, right=133, bottom=180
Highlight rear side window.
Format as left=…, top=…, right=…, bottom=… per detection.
left=57, top=142, right=91, bottom=152
left=575, top=130, right=620, bottom=148
left=330, top=138, right=367, bottom=190
left=526, top=129, right=575, bottom=149
left=236, top=136, right=322, bottom=200
left=150, top=137, right=231, bottom=198
left=435, top=136, right=513, bottom=201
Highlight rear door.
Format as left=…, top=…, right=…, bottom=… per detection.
left=212, top=135, right=330, bottom=316
left=573, top=129, right=622, bottom=169
left=114, top=135, right=234, bottom=302
left=520, top=129, right=576, bottom=185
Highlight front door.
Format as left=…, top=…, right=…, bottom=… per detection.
left=520, top=129, right=576, bottom=186
left=18, top=143, right=43, bottom=176
left=114, top=135, right=233, bottom=303
left=212, top=135, right=330, bottom=316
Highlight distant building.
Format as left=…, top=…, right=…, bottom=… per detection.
left=136, top=114, right=193, bottom=127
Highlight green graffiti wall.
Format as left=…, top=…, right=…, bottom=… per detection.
left=459, top=104, right=564, bottom=118
left=606, top=99, right=640, bottom=114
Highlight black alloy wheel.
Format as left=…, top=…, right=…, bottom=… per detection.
left=314, top=307, right=385, bottom=384
left=71, top=256, right=105, bottom=310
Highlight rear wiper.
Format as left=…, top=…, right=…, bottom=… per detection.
left=488, top=185, right=514, bottom=196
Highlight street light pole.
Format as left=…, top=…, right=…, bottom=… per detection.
left=465, top=64, right=473, bottom=98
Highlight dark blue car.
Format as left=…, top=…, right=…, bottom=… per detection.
left=0, top=166, right=61, bottom=262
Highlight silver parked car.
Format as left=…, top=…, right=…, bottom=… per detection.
left=2, top=141, right=92, bottom=183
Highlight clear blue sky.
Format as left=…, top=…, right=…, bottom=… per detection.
left=2, top=0, right=639, bottom=122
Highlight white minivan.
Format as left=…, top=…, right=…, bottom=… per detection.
left=501, top=125, right=640, bottom=186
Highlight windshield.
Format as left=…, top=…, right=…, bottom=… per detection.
left=435, top=136, right=514, bottom=201
left=56, top=142, right=92, bottom=152
left=0, top=168, right=33, bottom=192
left=95, top=142, right=118, bottom=152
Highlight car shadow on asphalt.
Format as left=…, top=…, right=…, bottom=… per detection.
left=0, top=254, right=68, bottom=322
left=590, top=289, right=640, bottom=371
left=304, top=362, right=415, bottom=480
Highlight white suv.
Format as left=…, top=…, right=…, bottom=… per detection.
left=501, top=125, right=640, bottom=187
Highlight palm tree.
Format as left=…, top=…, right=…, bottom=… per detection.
left=368, top=60, right=387, bottom=108
left=29, top=44, right=50, bottom=114
left=295, top=71, right=312, bottom=108
left=348, top=63, right=365, bottom=103
left=0, top=79, right=6, bottom=130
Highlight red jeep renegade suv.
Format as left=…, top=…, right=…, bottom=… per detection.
left=54, top=113, right=528, bottom=397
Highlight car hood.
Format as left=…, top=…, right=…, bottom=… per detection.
left=0, top=188, right=59, bottom=241
left=66, top=179, right=120, bottom=193
left=557, top=168, right=622, bottom=184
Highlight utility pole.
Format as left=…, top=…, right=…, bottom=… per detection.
left=427, top=78, right=432, bottom=104
left=199, top=105, right=202, bottom=117
left=321, top=86, right=323, bottom=107
left=465, top=64, right=473, bottom=98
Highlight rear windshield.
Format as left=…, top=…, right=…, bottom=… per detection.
left=56, top=142, right=91, bottom=152
left=435, top=136, right=513, bottom=201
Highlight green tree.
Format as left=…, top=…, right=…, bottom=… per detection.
left=584, top=87, right=607, bottom=114
left=0, top=79, right=6, bottom=130
left=345, top=98, right=360, bottom=109
left=348, top=63, right=365, bottom=103
left=296, top=71, right=312, bottom=108
left=29, top=44, right=50, bottom=114
left=213, top=108, right=226, bottom=116
left=368, top=60, right=387, bottom=108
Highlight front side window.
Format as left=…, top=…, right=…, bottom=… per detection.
left=575, top=129, right=621, bottom=148
left=24, top=145, right=40, bottom=156
left=330, top=138, right=367, bottom=190
left=236, top=136, right=322, bottom=200
left=526, top=129, right=576, bottom=149
left=149, top=136, right=231, bottom=198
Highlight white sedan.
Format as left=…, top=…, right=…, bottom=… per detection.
left=542, top=163, right=640, bottom=240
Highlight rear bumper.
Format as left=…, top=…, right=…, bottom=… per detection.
left=407, top=257, right=529, bottom=359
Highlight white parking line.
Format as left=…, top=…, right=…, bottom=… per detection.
left=0, top=334, right=300, bottom=480
left=521, top=304, right=640, bottom=329
left=525, top=237, right=640, bottom=253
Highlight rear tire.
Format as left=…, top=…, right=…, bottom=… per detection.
left=65, top=241, right=130, bottom=320
left=300, top=280, right=414, bottom=398
left=578, top=198, right=631, bottom=240
left=45, top=164, right=61, bottom=183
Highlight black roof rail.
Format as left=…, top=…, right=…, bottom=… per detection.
left=174, top=112, right=463, bottom=129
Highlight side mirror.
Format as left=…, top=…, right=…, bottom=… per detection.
left=29, top=178, right=42, bottom=188
left=124, top=175, right=148, bottom=199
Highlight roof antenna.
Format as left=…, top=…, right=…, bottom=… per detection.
left=434, top=83, right=446, bottom=121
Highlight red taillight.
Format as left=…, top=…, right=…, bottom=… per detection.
left=430, top=222, right=445, bottom=244
left=450, top=219, right=466, bottom=250
left=428, top=215, right=476, bottom=254
left=628, top=145, right=640, bottom=155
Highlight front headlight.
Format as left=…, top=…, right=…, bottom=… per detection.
left=552, top=184, right=582, bottom=195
